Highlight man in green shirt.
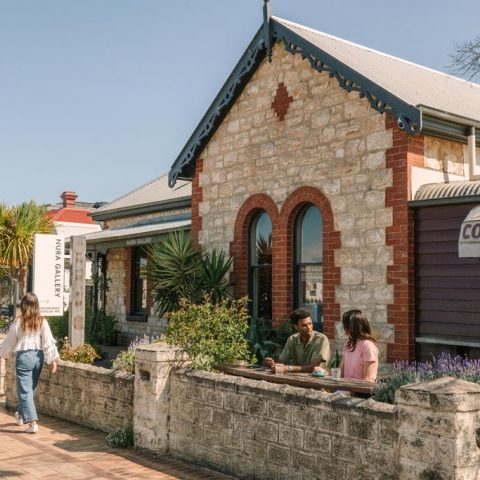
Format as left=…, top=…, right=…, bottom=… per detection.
left=265, top=308, right=330, bottom=373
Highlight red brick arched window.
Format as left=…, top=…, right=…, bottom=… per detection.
left=279, top=187, right=341, bottom=338
left=230, top=194, right=280, bottom=312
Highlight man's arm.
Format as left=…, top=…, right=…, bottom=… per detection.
left=265, top=338, right=292, bottom=369
left=288, top=336, right=331, bottom=373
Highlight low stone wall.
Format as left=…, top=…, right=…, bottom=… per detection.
left=168, top=370, right=396, bottom=479
left=5, top=358, right=134, bottom=433
left=4, top=342, right=480, bottom=479
left=135, top=344, right=480, bottom=480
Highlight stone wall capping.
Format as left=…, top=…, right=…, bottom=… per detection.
left=396, top=376, right=480, bottom=412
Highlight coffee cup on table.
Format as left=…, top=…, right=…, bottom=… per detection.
left=330, top=367, right=341, bottom=380
left=274, top=363, right=284, bottom=375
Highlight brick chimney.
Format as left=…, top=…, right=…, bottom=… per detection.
left=61, top=191, right=78, bottom=208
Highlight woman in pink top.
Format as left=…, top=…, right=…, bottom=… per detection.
left=340, top=310, right=379, bottom=382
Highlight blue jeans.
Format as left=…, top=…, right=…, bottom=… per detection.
left=16, top=350, right=44, bottom=423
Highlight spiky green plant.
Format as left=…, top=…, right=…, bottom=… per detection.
left=0, top=201, right=54, bottom=284
left=150, top=230, right=233, bottom=317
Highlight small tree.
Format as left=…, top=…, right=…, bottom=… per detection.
left=164, top=297, right=251, bottom=371
left=450, top=34, right=480, bottom=80
left=0, top=201, right=54, bottom=294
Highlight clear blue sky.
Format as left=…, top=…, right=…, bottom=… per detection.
left=1, top=0, right=479, bottom=206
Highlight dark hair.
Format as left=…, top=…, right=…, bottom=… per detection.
left=289, top=307, right=311, bottom=325
left=342, top=309, right=377, bottom=352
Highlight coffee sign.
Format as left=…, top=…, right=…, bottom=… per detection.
left=458, top=205, right=480, bottom=258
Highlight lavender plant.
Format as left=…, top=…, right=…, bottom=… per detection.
left=375, top=353, right=480, bottom=404
left=112, top=336, right=153, bottom=374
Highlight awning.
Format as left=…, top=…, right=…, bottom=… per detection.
left=459, top=205, right=480, bottom=257
left=82, top=219, right=191, bottom=249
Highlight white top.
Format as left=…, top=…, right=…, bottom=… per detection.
left=0, top=318, right=60, bottom=365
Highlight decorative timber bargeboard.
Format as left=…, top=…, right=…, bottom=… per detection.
left=168, top=11, right=422, bottom=187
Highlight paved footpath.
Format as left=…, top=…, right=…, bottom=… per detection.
left=0, top=403, right=236, bottom=480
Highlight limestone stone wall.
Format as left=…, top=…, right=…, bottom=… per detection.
left=169, top=370, right=396, bottom=479
left=198, top=43, right=394, bottom=351
left=105, top=247, right=165, bottom=342
left=134, top=345, right=480, bottom=480
left=5, top=358, right=133, bottom=433
left=425, top=135, right=465, bottom=175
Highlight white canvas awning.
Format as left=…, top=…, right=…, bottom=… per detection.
left=459, top=205, right=480, bottom=257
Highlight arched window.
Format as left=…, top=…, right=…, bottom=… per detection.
left=294, top=205, right=323, bottom=330
left=249, top=211, right=272, bottom=320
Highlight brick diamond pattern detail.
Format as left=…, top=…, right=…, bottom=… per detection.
left=271, top=82, right=293, bottom=121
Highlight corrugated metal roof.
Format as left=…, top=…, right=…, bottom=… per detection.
left=275, top=17, right=480, bottom=123
left=414, top=180, right=480, bottom=201
left=94, top=174, right=191, bottom=215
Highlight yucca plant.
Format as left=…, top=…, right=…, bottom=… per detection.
left=150, top=230, right=233, bottom=317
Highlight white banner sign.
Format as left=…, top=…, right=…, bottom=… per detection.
left=32, top=234, right=65, bottom=316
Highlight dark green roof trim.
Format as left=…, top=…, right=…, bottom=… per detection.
left=90, top=197, right=191, bottom=221
left=168, top=18, right=423, bottom=187
left=168, top=27, right=266, bottom=187
left=272, top=20, right=422, bottom=134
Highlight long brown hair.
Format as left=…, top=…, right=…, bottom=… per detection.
left=342, top=309, right=377, bottom=352
left=20, top=292, right=43, bottom=333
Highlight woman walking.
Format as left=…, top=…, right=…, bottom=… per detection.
left=0, top=292, right=59, bottom=433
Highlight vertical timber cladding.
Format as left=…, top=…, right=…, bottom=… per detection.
left=414, top=203, right=480, bottom=361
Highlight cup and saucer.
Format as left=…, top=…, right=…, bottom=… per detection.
left=312, top=367, right=327, bottom=378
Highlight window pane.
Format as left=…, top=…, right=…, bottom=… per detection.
left=249, top=211, right=272, bottom=320
left=297, top=264, right=323, bottom=328
left=252, top=266, right=272, bottom=319
left=252, top=212, right=272, bottom=265
left=132, top=247, right=148, bottom=314
left=300, top=206, right=322, bottom=263
left=295, top=205, right=323, bottom=330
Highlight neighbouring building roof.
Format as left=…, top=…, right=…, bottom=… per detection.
left=54, top=221, right=102, bottom=238
left=84, top=217, right=191, bottom=249
left=46, top=191, right=100, bottom=225
left=412, top=180, right=480, bottom=205
left=91, top=173, right=192, bottom=221
left=169, top=11, right=480, bottom=187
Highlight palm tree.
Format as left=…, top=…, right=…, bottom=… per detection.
left=0, top=201, right=54, bottom=294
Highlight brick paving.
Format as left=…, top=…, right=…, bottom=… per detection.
left=0, top=403, right=236, bottom=480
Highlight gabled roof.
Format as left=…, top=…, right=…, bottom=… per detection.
left=46, top=208, right=96, bottom=224
left=169, top=13, right=480, bottom=187
left=91, top=173, right=191, bottom=221
left=278, top=17, right=480, bottom=123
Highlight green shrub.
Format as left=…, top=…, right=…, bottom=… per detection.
left=48, top=311, right=69, bottom=344
left=164, top=297, right=251, bottom=371
left=112, top=337, right=151, bottom=374
left=247, top=316, right=292, bottom=364
left=0, top=316, right=11, bottom=334
left=106, top=424, right=134, bottom=448
left=60, top=341, right=100, bottom=364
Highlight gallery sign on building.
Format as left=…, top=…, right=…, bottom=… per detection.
left=32, top=233, right=65, bottom=316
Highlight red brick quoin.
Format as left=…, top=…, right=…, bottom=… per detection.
left=385, top=114, right=424, bottom=362
left=230, top=187, right=340, bottom=338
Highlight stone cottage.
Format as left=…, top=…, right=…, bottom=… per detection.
left=168, top=2, right=480, bottom=362
left=85, top=174, right=191, bottom=342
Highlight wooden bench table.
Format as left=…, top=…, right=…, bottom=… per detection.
left=216, top=364, right=376, bottom=396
